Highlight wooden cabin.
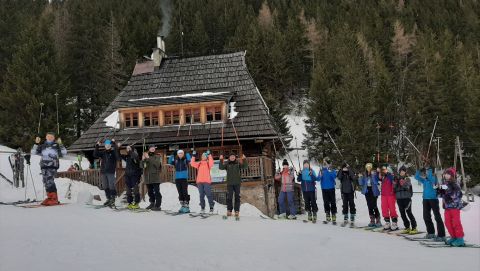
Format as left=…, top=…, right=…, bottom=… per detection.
left=61, top=36, right=302, bottom=217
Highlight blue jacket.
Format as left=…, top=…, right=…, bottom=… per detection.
left=297, top=168, right=318, bottom=192
left=319, top=167, right=337, bottom=190
left=358, top=172, right=380, bottom=197
left=415, top=168, right=438, bottom=199
left=168, top=153, right=191, bottom=180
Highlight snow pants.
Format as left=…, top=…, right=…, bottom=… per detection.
left=303, top=191, right=318, bottom=213
left=198, top=183, right=214, bottom=210
left=397, top=198, right=417, bottom=229
left=175, top=179, right=190, bottom=203
left=365, top=187, right=380, bottom=219
left=341, top=192, right=356, bottom=215
left=423, top=199, right=445, bottom=237
left=278, top=191, right=296, bottom=215
left=321, top=189, right=337, bottom=215
left=381, top=195, right=398, bottom=222
left=41, top=168, right=57, bottom=193
left=125, top=174, right=141, bottom=204
left=444, top=209, right=464, bottom=238
left=227, top=184, right=241, bottom=212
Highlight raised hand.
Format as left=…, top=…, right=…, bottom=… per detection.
left=35, top=137, right=41, bottom=144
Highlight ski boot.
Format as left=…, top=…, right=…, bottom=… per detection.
left=323, top=213, right=331, bottom=224
left=349, top=214, right=355, bottom=228
left=375, top=216, right=382, bottom=228
left=409, top=228, right=418, bottom=235
left=127, top=203, right=134, bottom=210
left=401, top=228, right=411, bottom=234
left=235, top=211, right=240, bottom=221
left=390, top=222, right=399, bottom=231
left=178, top=201, right=185, bottom=213
left=287, top=214, right=297, bottom=220
left=307, top=211, right=313, bottom=221
left=367, top=216, right=375, bottom=227
left=209, top=208, right=214, bottom=215
left=451, top=238, right=465, bottom=247
left=424, top=233, right=436, bottom=239
left=341, top=214, right=349, bottom=227
left=223, top=210, right=232, bottom=220
left=433, top=236, right=446, bottom=242
left=383, top=222, right=391, bottom=231
left=200, top=208, right=206, bottom=214
left=131, top=203, right=140, bottom=210
left=103, top=197, right=111, bottom=206
left=446, top=238, right=456, bottom=246
left=332, top=214, right=337, bottom=225
left=277, top=213, right=287, bottom=220
left=312, top=213, right=317, bottom=223
left=146, top=202, right=154, bottom=210
left=108, top=196, right=116, bottom=208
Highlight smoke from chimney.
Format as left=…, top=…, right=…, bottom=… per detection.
left=159, top=0, right=172, bottom=37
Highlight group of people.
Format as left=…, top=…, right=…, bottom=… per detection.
left=274, top=158, right=467, bottom=247
left=91, top=139, right=248, bottom=218
left=30, top=133, right=467, bottom=246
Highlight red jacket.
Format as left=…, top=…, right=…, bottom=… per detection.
left=380, top=173, right=395, bottom=197
left=190, top=155, right=214, bottom=184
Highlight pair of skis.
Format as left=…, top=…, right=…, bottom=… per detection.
left=190, top=212, right=218, bottom=219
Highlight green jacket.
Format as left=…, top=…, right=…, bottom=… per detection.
left=219, top=158, right=248, bottom=185
left=141, top=153, right=162, bottom=184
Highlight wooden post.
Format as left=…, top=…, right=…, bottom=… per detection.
left=159, top=110, right=164, bottom=126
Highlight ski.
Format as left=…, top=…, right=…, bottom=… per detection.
left=259, top=214, right=272, bottom=220
left=0, top=172, right=13, bottom=185
left=189, top=212, right=203, bottom=218
left=420, top=242, right=480, bottom=249
left=200, top=213, right=218, bottom=219
left=0, top=199, right=37, bottom=205
left=19, top=203, right=68, bottom=208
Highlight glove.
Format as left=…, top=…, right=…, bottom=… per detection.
left=35, top=137, right=41, bottom=144
left=441, top=184, right=448, bottom=190
left=192, top=150, right=197, bottom=156
left=56, top=138, right=62, bottom=145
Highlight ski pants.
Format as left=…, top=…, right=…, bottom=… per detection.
left=381, top=195, right=398, bottom=221
left=397, top=198, right=417, bottom=229
left=303, top=191, right=318, bottom=213
left=41, top=168, right=57, bottom=193
left=423, top=199, right=445, bottom=237
left=321, top=189, right=337, bottom=215
left=227, top=184, right=241, bottom=212
left=341, top=192, right=356, bottom=215
left=198, top=183, right=214, bottom=210
left=365, top=187, right=380, bottom=219
left=147, top=183, right=162, bottom=207
left=125, top=174, right=141, bottom=204
left=175, top=179, right=190, bottom=203
left=278, top=191, right=296, bottom=215
left=102, top=173, right=116, bottom=199
left=444, top=209, right=464, bottom=238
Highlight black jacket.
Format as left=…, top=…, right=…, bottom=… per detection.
left=337, top=168, right=356, bottom=194
left=94, top=144, right=119, bottom=174
left=121, top=150, right=142, bottom=176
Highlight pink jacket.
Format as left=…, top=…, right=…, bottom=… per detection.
left=190, top=155, right=214, bottom=184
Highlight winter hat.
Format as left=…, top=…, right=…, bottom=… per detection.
left=177, top=149, right=184, bottom=155
left=399, top=166, right=407, bottom=173
left=282, top=159, right=289, bottom=166
left=303, top=160, right=310, bottom=165
left=148, top=144, right=156, bottom=151
left=202, top=152, right=209, bottom=158
left=342, top=162, right=349, bottom=168
left=444, top=167, right=456, bottom=179
left=365, top=163, right=373, bottom=170
left=46, top=131, right=56, bottom=136
left=104, top=139, right=112, bottom=146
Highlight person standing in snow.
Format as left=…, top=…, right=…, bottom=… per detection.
left=438, top=167, right=465, bottom=247
left=31, top=132, right=67, bottom=206
left=318, top=158, right=338, bottom=223
left=379, top=164, right=399, bottom=230
left=415, top=165, right=446, bottom=241
left=168, top=149, right=192, bottom=213
left=141, top=145, right=162, bottom=210
left=358, top=163, right=381, bottom=227
left=274, top=159, right=297, bottom=219
left=94, top=139, right=120, bottom=207
left=297, top=160, right=318, bottom=222
left=190, top=152, right=215, bottom=213
left=10, top=148, right=25, bottom=188
left=394, top=166, right=418, bottom=234
left=219, top=153, right=248, bottom=218
left=337, top=162, right=357, bottom=226
left=119, top=144, right=142, bottom=210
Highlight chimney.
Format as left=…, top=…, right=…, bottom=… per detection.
left=152, top=35, right=166, bottom=70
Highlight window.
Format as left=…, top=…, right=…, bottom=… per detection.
left=144, top=112, right=159, bottom=127
left=124, top=112, right=139, bottom=128
left=206, top=106, right=222, bottom=121
left=165, top=110, right=180, bottom=125
left=185, top=108, right=201, bottom=124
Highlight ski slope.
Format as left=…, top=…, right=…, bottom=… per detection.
left=1, top=138, right=480, bottom=271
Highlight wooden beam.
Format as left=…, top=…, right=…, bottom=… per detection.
left=159, top=109, right=164, bottom=126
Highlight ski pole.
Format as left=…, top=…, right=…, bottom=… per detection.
left=54, top=93, right=60, bottom=135
left=326, top=130, right=344, bottom=159
left=37, top=102, right=44, bottom=135
left=295, top=137, right=301, bottom=170
left=426, top=116, right=438, bottom=161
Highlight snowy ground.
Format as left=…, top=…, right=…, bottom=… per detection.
left=1, top=126, right=480, bottom=271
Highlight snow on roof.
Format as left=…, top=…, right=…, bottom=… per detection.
left=103, top=110, right=120, bottom=129
left=128, top=91, right=230, bottom=102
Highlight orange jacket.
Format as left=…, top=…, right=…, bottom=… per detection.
left=190, top=155, right=214, bottom=184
